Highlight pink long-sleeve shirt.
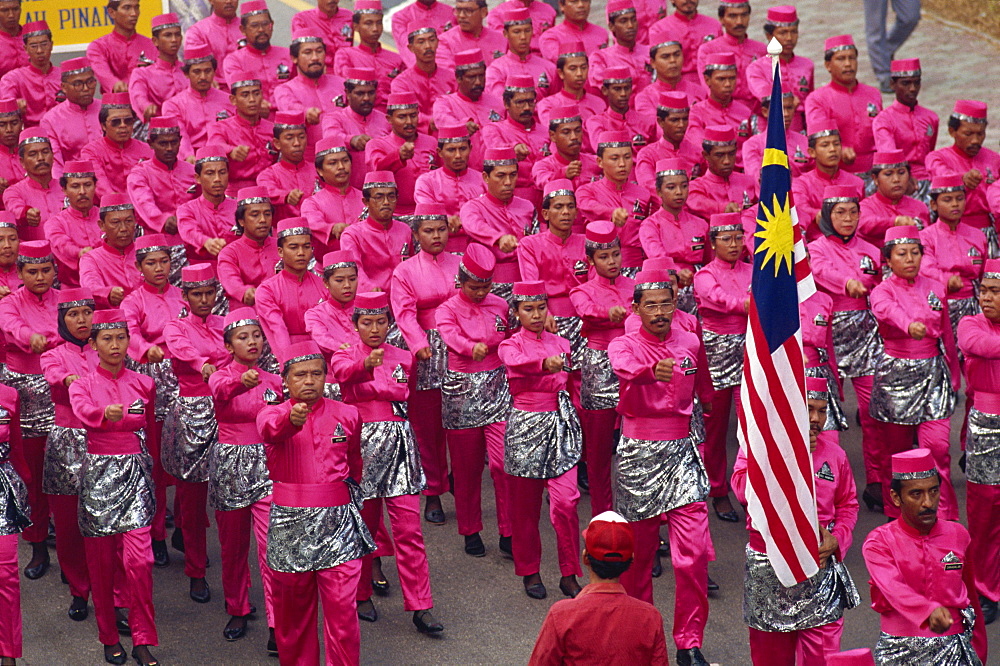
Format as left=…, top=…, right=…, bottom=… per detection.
left=535, top=88, right=606, bottom=135
left=919, top=221, right=986, bottom=301
left=958, top=314, right=1000, bottom=409
left=478, top=117, right=547, bottom=202
left=634, top=138, right=703, bottom=198
left=0, top=63, right=61, bottom=127
left=809, top=233, right=882, bottom=312
left=460, top=193, right=535, bottom=283
left=86, top=31, right=156, bottom=93
left=120, top=282, right=186, bottom=363
left=208, top=361, right=283, bottom=445
left=79, top=242, right=140, bottom=310
left=80, top=137, right=153, bottom=199
left=273, top=73, right=345, bottom=159
left=127, top=157, right=197, bottom=236
left=320, top=105, right=391, bottom=191
left=128, top=58, right=186, bottom=119
left=39, top=100, right=102, bottom=169
left=633, top=80, right=706, bottom=133
left=256, top=159, right=317, bottom=221
left=588, top=43, right=652, bottom=94
left=538, top=21, right=608, bottom=63
left=254, top=268, right=327, bottom=351
left=685, top=170, right=758, bottom=222
left=531, top=154, right=602, bottom=215
left=391, top=0, right=457, bottom=68
left=517, top=230, right=588, bottom=316
left=696, top=34, right=767, bottom=109
left=872, top=101, right=939, bottom=182
left=332, top=44, right=404, bottom=114
left=44, top=206, right=102, bottom=288
left=584, top=108, right=657, bottom=151
left=331, top=342, right=414, bottom=420
left=0, top=29, right=27, bottom=79
left=693, top=256, right=751, bottom=335
left=647, top=11, right=721, bottom=84
left=290, top=8, right=354, bottom=69
left=0, top=143, right=22, bottom=192
left=436, top=290, right=510, bottom=373
left=412, top=166, right=485, bottom=252
left=687, top=97, right=753, bottom=160
left=303, top=299, right=355, bottom=361
left=339, top=218, right=413, bottom=293
left=486, top=0, right=556, bottom=54
left=216, top=234, right=279, bottom=304
left=569, top=274, right=635, bottom=350
left=499, top=328, right=571, bottom=409
left=221, top=45, right=293, bottom=103
left=207, top=115, right=275, bottom=195
left=184, top=14, right=243, bottom=80
left=608, top=325, right=709, bottom=440
left=857, top=192, right=929, bottom=247
left=871, top=274, right=956, bottom=367
left=390, top=66, right=456, bottom=135
left=745, top=53, right=814, bottom=106
left=929, top=145, right=1000, bottom=231
left=41, top=342, right=98, bottom=429
left=300, top=183, right=363, bottom=255
left=176, top=196, right=239, bottom=264
left=390, top=250, right=462, bottom=352
left=364, top=132, right=438, bottom=216
left=431, top=90, right=503, bottom=171
left=69, top=365, right=158, bottom=457
left=0, top=286, right=59, bottom=374
left=577, top=178, right=654, bottom=268
left=3, top=176, right=65, bottom=242
left=791, top=167, right=864, bottom=240
left=800, top=291, right=838, bottom=378
left=162, top=314, right=228, bottom=397
left=639, top=207, right=710, bottom=272
left=805, top=80, right=883, bottom=174
left=161, top=87, right=236, bottom=158
left=742, top=129, right=811, bottom=184
left=437, top=26, right=507, bottom=70
left=485, top=52, right=558, bottom=101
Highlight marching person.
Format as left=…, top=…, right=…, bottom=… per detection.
left=499, top=281, right=583, bottom=600
left=857, top=150, right=928, bottom=248
left=300, top=138, right=364, bottom=258
left=79, top=192, right=141, bottom=310
left=45, top=161, right=103, bottom=288
left=257, top=112, right=315, bottom=222
left=80, top=93, right=153, bottom=199
left=216, top=187, right=279, bottom=309
left=39, top=58, right=102, bottom=169
left=304, top=250, right=364, bottom=365
left=160, top=46, right=236, bottom=158
left=340, top=171, right=412, bottom=294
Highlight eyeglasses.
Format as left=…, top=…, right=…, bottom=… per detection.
left=715, top=234, right=745, bottom=245
left=245, top=20, right=272, bottom=31
left=107, top=117, right=136, bottom=127
left=367, top=192, right=397, bottom=202
left=25, top=40, right=52, bottom=52
left=65, top=77, right=97, bottom=90
left=640, top=302, right=676, bottom=314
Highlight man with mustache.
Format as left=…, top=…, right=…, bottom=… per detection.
left=391, top=24, right=457, bottom=136
left=274, top=32, right=344, bottom=163
left=365, top=92, right=437, bottom=217
left=2, top=130, right=62, bottom=243
left=291, top=0, right=354, bottom=69
left=805, top=35, right=883, bottom=180
left=39, top=58, right=102, bottom=170
left=221, top=1, right=292, bottom=108
left=531, top=104, right=601, bottom=205
left=694, top=0, right=765, bottom=111
left=480, top=75, right=548, bottom=206
left=184, top=0, right=244, bottom=86
left=85, top=0, right=155, bottom=94
left=437, top=0, right=507, bottom=70
left=432, top=50, right=500, bottom=171
left=127, top=117, right=196, bottom=249
left=863, top=449, right=988, bottom=664
left=648, top=0, right=721, bottom=86
left=45, top=161, right=102, bottom=288
left=321, top=67, right=390, bottom=191
left=340, top=171, right=413, bottom=294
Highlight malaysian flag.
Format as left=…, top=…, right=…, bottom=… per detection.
left=737, top=47, right=819, bottom=587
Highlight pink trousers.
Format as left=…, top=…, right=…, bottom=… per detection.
left=21, top=436, right=48, bottom=543
left=967, top=481, right=1000, bottom=601
left=149, top=421, right=169, bottom=542
left=48, top=493, right=90, bottom=599
left=509, top=469, right=582, bottom=578
left=580, top=408, right=618, bottom=516
left=850, top=376, right=883, bottom=485
left=272, top=559, right=362, bottom=666
left=357, top=495, right=433, bottom=611
left=175, top=479, right=209, bottom=578
left=702, top=387, right=742, bottom=498
left=85, top=526, right=157, bottom=646
left=0, top=534, right=20, bottom=658
left=621, top=502, right=710, bottom=649
left=880, top=420, right=957, bottom=520
left=748, top=618, right=843, bottom=665
left=446, top=423, right=511, bottom=537
left=216, top=497, right=274, bottom=621
left=410, top=390, right=449, bottom=497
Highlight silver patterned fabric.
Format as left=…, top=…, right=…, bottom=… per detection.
left=415, top=329, right=448, bottom=391
left=805, top=365, right=849, bottom=431
left=831, top=309, right=883, bottom=379
left=135, top=359, right=179, bottom=422
left=504, top=391, right=582, bottom=478
left=0, top=455, right=29, bottom=536
left=208, top=442, right=272, bottom=511
left=258, top=342, right=280, bottom=375
left=870, top=353, right=956, bottom=425
left=703, top=330, right=745, bottom=390
left=553, top=316, right=586, bottom=369
left=580, top=346, right=620, bottom=411
left=966, top=408, right=1000, bottom=485
left=491, top=281, right=515, bottom=306
left=613, top=435, right=708, bottom=522
left=78, top=451, right=155, bottom=538
left=168, top=244, right=188, bottom=287
left=983, top=226, right=1000, bottom=260
left=42, top=426, right=88, bottom=495
left=677, top=284, right=698, bottom=316
left=874, top=607, right=981, bottom=666
left=690, top=399, right=706, bottom=444
left=212, top=281, right=230, bottom=316
left=4, top=369, right=54, bottom=438
left=359, top=419, right=425, bottom=499
left=266, top=489, right=375, bottom=573
left=161, top=395, right=217, bottom=482
left=743, top=545, right=860, bottom=632
left=947, top=297, right=980, bottom=343
left=385, top=322, right=406, bottom=350
left=323, top=382, right=342, bottom=401
left=442, top=366, right=511, bottom=429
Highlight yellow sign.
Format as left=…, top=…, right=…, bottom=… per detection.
left=22, top=0, right=169, bottom=54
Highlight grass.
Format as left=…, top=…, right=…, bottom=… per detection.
left=924, top=0, right=1000, bottom=41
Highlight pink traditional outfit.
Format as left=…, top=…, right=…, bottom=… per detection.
left=487, top=0, right=556, bottom=54
left=85, top=26, right=155, bottom=94
left=256, top=112, right=316, bottom=221
left=364, top=92, right=438, bottom=216
left=0, top=382, right=28, bottom=660
left=303, top=253, right=359, bottom=367
left=291, top=6, right=354, bottom=68
left=0, top=26, right=27, bottom=79
left=390, top=213, right=462, bottom=501
left=0, top=99, right=23, bottom=189
left=870, top=227, right=960, bottom=520
left=127, top=14, right=187, bottom=121
left=634, top=93, right=704, bottom=196
left=255, top=341, right=375, bottom=665
left=485, top=15, right=558, bottom=101
left=216, top=189, right=280, bottom=307
left=634, top=77, right=706, bottom=128
left=685, top=125, right=758, bottom=221
left=184, top=9, right=244, bottom=80
left=272, top=35, right=345, bottom=160
left=0, top=22, right=60, bottom=128
left=160, top=47, right=237, bottom=159
left=588, top=40, right=651, bottom=99
left=205, top=75, right=275, bottom=195
left=80, top=93, right=154, bottom=199
left=745, top=33, right=813, bottom=124
left=431, top=51, right=504, bottom=172
left=791, top=125, right=864, bottom=240
left=872, top=59, right=938, bottom=185
left=339, top=171, right=413, bottom=293
left=741, top=117, right=811, bottom=184
left=391, top=0, right=456, bottom=68
left=695, top=31, right=766, bottom=111
left=68, top=310, right=159, bottom=651
left=127, top=117, right=197, bottom=246
left=44, top=160, right=103, bottom=288
left=648, top=9, right=720, bottom=85
left=499, top=282, right=583, bottom=587
left=478, top=78, right=548, bottom=205
left=857, top=151, right=930, bottom=247
left=389, top=26, right=457, bottom=133
left=535, top=65, right=607, bottom=135
left=301, top=140, right=364, bottom=256
left=332, top=1, right=405, bottom=113
left=435, top=245, right=513, bottom=546
left=537, top=17, right=608, bottom=63
left=2, top=130, right=63, bottom=243
left=320, top=68, right=391, bottom=192
left=607, top=268, right=712, bottom=652
left=78, top=194, right=141, bottom=310
left=219, top=26, right=292, bottom=105
left=176, top=148, right=239, bottom=270
left=39, top=58, right=103, bottom=168
left=639, top=159, right=711, bottom=286
left=437, top=21, right=507, bottom=70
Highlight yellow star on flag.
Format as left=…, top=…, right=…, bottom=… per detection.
left=755, top=193, right=795, bottom=277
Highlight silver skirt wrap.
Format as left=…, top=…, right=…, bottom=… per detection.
left=553, top=316, right=586, bottom=370
left=806, top=364, right=849, bottom=432
left=965, top=408, right=1000, bottom=485
left=832, top=310, right=883, bottom=378
left=359, top=419, right=425, bottom=499
left=4, top=370, right=54, bottom=438
left=580, top=346, right=620, bottom=411
left=504, top=391, right=582, bottom=479
left=208, top=442, right=273, bottom=511
left=79, top=451, right=155, bottom=538
left=415, top=329, right=448, bottom=392
left=677, top=284, right=698, bottom=316
left=690, top=399, right=706, bottom=444
left=0, top=445, right=30, bottom=536
left=442, top=366, right=511, bottom=429
left=875, top=607, right=981, bottom=666
left=871, top=353, right=956, bottom=425
left=42, top=425, right=88, bottom=495
left=162, top=395, right=218, bottom=482
left=743, top=545, right=860, bottom=632
left=947, top=297, right=980, bottom=343
left=136, top=359, right=179, bottom=422
left=266, top=484, right=376, bottom=573
left=703, top=330, right=745, bottom=390
left=613, top=435, right=708, bottom=522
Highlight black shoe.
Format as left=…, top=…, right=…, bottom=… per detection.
left=558, top=576, right=581, bottom=598
left=68, top=595, right=88, bottom=621
left=46, top=521, right=57, bottom=548
left=855, top=408, right=862, bottom=426
left=412, top=610, right=444, bottom=634
left=115, top=607, right=130, bottom=635
left=371, top=557, right=390, bottom=596
left=981, top=595, right=999, bottom=625
left=23, top=547, right=49, bottom=580
left=223, top=615, right=248, bottom=641
left=862, top=484, right=884, bottom=513
left=164, top=509, right=174, bottom=529
left=651, top=556, right=662, bottom=578
left=424, top=497, right=445, bottom=525
left=707, top=576, right=719, bottom=592
left=266, top=628, right=278, bottom=656
left=170, top=528, right=185, bottom=553
left=131, top=645, right=158, bottom=666
left=498, top=535, right=513, bottom=559
left=658, top=538, right=671, bottom=557
left=464, top=533, right=486, bottom=557
left=189, top=577, right=211, bottom=604
left=711, top=497, right=739, bottom=523
left=676, top=647, right=709, bottom=666
left=104, top=642, right=127, bottom=665
left=523, top=574, right=547, bottom=599
left=151, top=540, right=169, bottom=568
left=959, top=452, right=967, bottom=474
left=60, top=570, right=68, bottom=584
left=356, top=599, right=378, bottom=622
left=577, top=461, right=589, bottom=492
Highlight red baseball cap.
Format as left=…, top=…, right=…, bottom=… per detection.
left=584, top=511, right=634, bottom=562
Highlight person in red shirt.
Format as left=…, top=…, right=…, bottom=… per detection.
left=528, top=511, right=669, bottom=665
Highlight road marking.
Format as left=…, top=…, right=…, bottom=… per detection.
left=272, top=0, right=403, bottom=52
left=273, top=0, right=314, bottom=11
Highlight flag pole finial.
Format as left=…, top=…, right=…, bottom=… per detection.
left=767, top=36, right=782, bottom=60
